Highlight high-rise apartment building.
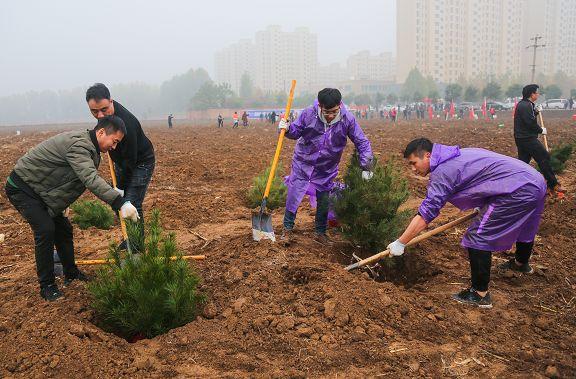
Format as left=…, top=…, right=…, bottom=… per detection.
left=347, top=50, right=396, bottom=81
left=215, top=26, right=317, bottom=94
left=522, top=0, right=576, bottom=78
left=214, top=39, right=255, bottom=93
left=394, top=0, right=573, bottom=83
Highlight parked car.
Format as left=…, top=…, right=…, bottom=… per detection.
left=544, top=99, right=568, bottom=109
left=456, top=102, right=479, bottom=111
left=501, top=101, right=516, bottom=110
left=486, top=102, right=507, bottom=111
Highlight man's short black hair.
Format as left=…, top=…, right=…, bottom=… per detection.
left=522, top=84, right=539, bottom=99
left=318, top=88, right=342, bottom=109
left=86, top=83, right=111, bottom=102
left=404, top=138, right=433, bottom=158
left=94, top=115, right=126, bottom=136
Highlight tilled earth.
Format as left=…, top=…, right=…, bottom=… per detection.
left=0, top=117, right=575, bottom=378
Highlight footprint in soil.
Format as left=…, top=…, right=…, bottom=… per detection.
left=375, top=253, right=442, bottom=288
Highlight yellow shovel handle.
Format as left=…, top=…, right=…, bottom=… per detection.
left=263, top=80, right=297, bottom=199
left=107, top=152, right=129, bottom=241
left=76, top=255, right=206, bottom=265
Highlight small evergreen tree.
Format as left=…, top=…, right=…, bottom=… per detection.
left=548, top=143, right=574, bottom=174
left=88, top=210, right=205, bottom=339
left=70, top=200, right=114, bottom=229
left=246, top=164, right=287, bottom=210
left=334, top=152, right=411, bottom=253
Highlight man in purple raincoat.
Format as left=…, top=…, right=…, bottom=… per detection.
left=278, top=88, right=373, bottom=245
left=387, top=138, right=546, bottom=308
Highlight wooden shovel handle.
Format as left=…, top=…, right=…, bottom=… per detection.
left=345, top=210, right=479, bottom=271
left=538, top=112, right=549, bottom=152
left=262, top=80, right=297, bottom=199
left=107, top=152, right=129, bottom=241
left=76, top=255, right=206, bottom=265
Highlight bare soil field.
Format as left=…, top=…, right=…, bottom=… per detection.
left=0, top=117, right=575, bottom=378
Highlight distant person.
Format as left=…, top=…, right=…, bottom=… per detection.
left=168, top=113, right=174, bottom=129
left=217, top=114, right=224, bottom=128
left=241, top=111, right=249, bottom=127
left=85, top=83, right=155, bottom=245
left=232, top=112, right=239, bottom=128
left=514, top=84, right=565, bottom=198
left=259, top=113, right=264, bottom=123
left=569, top=97, right=574, bottom=110
left=270, top=111, right=277, bottom=124
left=403, top=107, right=408, bottom=120
left=489, top=107, right=496, bottom=119
left=390, top=107, right=397, bottom=123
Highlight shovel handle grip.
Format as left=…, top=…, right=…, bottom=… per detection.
left=263, top=80, right=297, bottom=200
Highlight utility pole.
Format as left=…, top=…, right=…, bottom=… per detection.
left=526, top=35, right=545, bottom=82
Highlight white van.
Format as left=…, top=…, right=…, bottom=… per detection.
left=544, top=99, right=568, bottom=109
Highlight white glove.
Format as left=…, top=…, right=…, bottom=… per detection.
left=541, top=127, right=547, bottom=135
left=387, top=239, right=406, bottom=256
left=113, top=187, right=124, bottom=197
left=535, top=104, right=543, bottom=113
left=62, top=208, right=70, bottom=217
left=278, top=119, right=289, bottom=131
left=362, top=171, right=374, bottom=180
left=120, top=201, right=140, bottom=222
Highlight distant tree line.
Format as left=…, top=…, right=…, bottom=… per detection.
left=0, top=68, right=211, bottom=125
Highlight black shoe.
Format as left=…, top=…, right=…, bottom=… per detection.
left=64, top=270, right=91, bottom=286
left=497, top=258, right=534, bottom=274
left=40, top=284, right=63, bottom=301
left=452, top=288, right=493, bottom=309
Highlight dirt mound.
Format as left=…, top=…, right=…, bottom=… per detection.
left=1, top=119, right=575, bottom=377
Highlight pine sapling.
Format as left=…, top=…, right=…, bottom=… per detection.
left=335, top=152, right=411, bottom=256
left=88, top=209, right=205, bottom=339
left=246, top=163, right=287, bottom=210
left=71, top=200, right=115, bottom=230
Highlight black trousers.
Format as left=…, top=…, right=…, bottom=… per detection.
left=515, top=137, right=558, bottom=189
left=5, top=184, right=78, bottom=288
left=468, top=242, right=534, bottom=291
left=468, top=249, right=492, bottom=292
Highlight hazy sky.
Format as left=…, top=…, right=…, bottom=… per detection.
left=0, top=0, right=395, bottom=97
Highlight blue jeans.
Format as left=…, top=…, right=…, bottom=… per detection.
left=283, top=190, right=329, bottom=234
left=115, top=161, right=155, bottom=224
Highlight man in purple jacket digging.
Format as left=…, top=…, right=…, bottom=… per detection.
left=278, top=88, right=373, bottom=245
left=388, top=138, right=547, bottom=308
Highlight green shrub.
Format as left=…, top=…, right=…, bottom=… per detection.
left=88, top=209, right=206, bottom=339
left=71, top=200, right=114, bottom=229
left=334, top=152, right=411, bottom=253
left=246, top=164, right=287, bottom=210
left=549, top=143, right=573, bottom=174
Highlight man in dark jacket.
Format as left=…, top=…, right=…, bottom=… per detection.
left=514, top=84, right=564, bottom=197
left=5, top=116, right=139, bottom=301
left=85, top=83, right=155, bottom=236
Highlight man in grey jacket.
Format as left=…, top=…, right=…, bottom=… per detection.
left=5, top=116, right=139, bottom=301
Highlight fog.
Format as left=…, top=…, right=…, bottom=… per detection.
left=0, top=0, right=395, bottom=97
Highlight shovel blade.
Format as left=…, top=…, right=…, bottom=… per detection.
left=251, top=210, right=276, bottom=242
